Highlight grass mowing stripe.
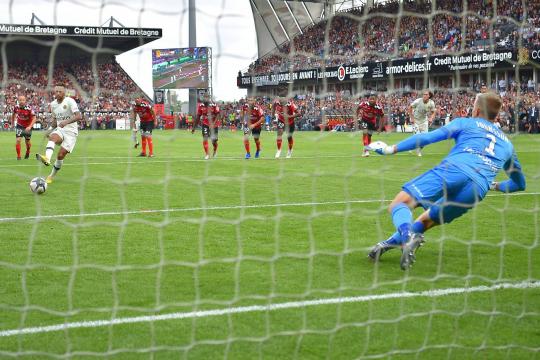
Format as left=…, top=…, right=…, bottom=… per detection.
left=1, top=280, right=538, bottom=338
left=0, top=192, right=538, bottom=222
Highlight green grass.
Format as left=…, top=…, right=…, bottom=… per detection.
left=0, top=129, right=539, bottom=359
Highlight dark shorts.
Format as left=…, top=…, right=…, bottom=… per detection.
left=15, top=125, right=32, bottom=139
left=277, top=121, right=295, bottom=134
left=402, top=163, right=488, bottom=224
left=202, top=124, right=218, bottom=140
left=250, top=127, right=261, bottom=138
left=140, top=121, right=154, bottom=134
left=360, top=120, right=377, bottom=132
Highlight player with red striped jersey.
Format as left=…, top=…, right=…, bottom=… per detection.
left=193, top=95, right=221, bottom=159
left=357, top=92, right=384, bottom=157
left=131, top=98, right=157, bottom=157
left=11, top=95, right=36, bottom=160
left=273, top=98, right=299, bottom=158
left=243, top=98, right=264, bottom=159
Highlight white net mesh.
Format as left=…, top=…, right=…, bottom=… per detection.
left=0, top=0, right=539, bottom=359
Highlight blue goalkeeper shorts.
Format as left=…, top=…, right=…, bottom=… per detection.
left=402, top=163, right=488, bottom=224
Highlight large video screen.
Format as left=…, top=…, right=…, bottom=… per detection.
left=152, top=47, right=209, bottom=89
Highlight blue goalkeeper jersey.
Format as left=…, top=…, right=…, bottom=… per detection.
left=396, top=117, right=522, bottom=192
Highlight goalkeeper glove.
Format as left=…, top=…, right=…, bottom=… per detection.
left=365, top=141, right=396, bottom=155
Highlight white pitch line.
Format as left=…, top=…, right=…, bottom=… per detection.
left=0, top=154, right=359, bottom=167
left=0, top=199, right=387, bottom=222
left=0, top=192, right=538, bottom=223
left=1, top=280, right=538, bottom=338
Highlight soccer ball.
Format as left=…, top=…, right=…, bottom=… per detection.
left=29, top=177, right=47, bottom=194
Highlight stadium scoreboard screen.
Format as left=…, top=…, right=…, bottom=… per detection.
left=152, top=47, right=209, bottom=89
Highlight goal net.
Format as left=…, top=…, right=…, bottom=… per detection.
left=0, top=0, right=539, bottom=358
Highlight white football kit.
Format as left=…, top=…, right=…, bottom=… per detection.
left=411, top=98, right=435, bottom=133
left=50, top=97, right=80, bottom=153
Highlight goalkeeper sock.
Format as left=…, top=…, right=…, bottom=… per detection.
left=16, top=143, right=21, bottom=157
left=45, top=141, right=55, bottom=160
left=412, top=221, right=425, bottom=234
left=50, top=159, right=63, bottom=177
left=392, top=203, right=413, bottom=242
left=381, top=232, right=402, bottom=246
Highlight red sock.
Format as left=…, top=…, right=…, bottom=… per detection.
left=25, top=142, right=31, bottom=155
left=203, top=140, right=209, bottom=155
left=277, top=138, right=282, bottom=150
left=255, top=139, right=261, bottom=151
left=213, top=141, right=218, bottom=153
left=141, top=137, right=147, bottom=154
left=244, top=140, right=250, bottom=154
left=367, top=134, right=372, bottom=144
left=15, top=143, right=21, bottom=157
left=288, top=137, right=294, bottom=150
left=147, top=137, right=153, bottom=155
left=362, top=134, right=369, bottom=146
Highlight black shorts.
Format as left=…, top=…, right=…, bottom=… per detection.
left=250, top=127, right=262, bottom=138
left=15, top=125, right=32, bottom=139
left=277, top=121, right=295, bottom=134
left=360, top=120, right=377, bottom=132
left=202, top=124, right=218, bottom=139
left=140, top=121, right=154, bottom=134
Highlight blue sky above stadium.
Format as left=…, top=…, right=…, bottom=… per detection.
left=0, top=0, right=257, bottom=101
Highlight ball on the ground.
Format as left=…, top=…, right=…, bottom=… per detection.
left=29, top=177, right=47, bottom=194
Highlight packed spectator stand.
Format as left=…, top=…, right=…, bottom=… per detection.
left=244, top=0, right=540, bottom=74
left=0, top=60, right=144, bottom=130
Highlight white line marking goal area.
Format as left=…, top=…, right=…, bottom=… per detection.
left=1, top=280, right=538, bottom=338
left=0, top=192, right=538, bottom=223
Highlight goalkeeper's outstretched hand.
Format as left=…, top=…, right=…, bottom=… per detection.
left=365, top=141, right=396, bottom=155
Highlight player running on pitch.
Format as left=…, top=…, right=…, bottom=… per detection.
left=357, top=92, right=384, bottom=157
left=408, top=90, right=436, bottom=156
left=366, top=92, right=526, bottom=270
left=36, top=86, right=82, bottom=183
left=273, top=97, right=299, bottom=159
left=11, top=95, right=36, bottom=160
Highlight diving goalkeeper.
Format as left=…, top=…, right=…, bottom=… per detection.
left=366, top=92, right=526, bottom=270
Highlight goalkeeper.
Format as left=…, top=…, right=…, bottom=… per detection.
left=366, top=92, right=526, bottom=270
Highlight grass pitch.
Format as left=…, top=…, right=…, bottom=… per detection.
left=0, top=129, right=539, bottom=359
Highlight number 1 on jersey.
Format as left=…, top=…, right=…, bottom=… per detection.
left=485, top=134, right=496, bottom=156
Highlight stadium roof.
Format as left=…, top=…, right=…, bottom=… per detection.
left=250, top=0, right=367, bottom=58
left=250, top=1, right=325, bottom=58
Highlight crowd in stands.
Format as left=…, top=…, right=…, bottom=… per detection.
left=214, top=83, right=540, bottom=134
left=0, top=60, right=143, bottom=128
left=245, top=0, right=540, bottom=75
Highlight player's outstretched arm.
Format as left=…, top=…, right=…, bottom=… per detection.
left=368, top=127, right=452, bottom=155
left=492, top=154, right=526, bottom=193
